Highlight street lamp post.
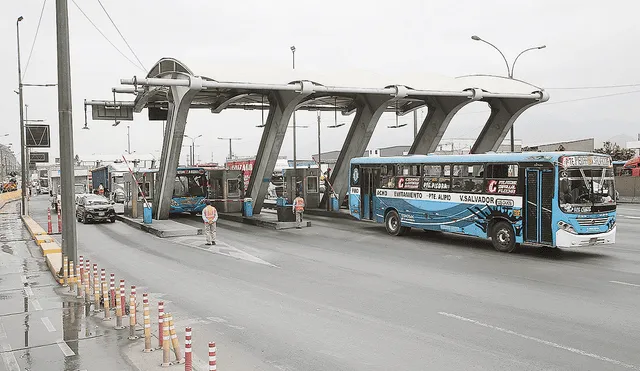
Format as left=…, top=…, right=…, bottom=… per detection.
left=290, top=46, right=297, bottom=174
left=471, top=35, right=546, bottom=152
left=218, top=137, right=242, bottom=162
left=183, top=134, right=202, bottom=166
left=16, top=16, right=27, bottom=214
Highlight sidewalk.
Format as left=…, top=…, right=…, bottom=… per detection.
left=0, top=200, right=135, bottom=371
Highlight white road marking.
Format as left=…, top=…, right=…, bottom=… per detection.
left=23, top=287, right=34, bottom=297
left=0, top=320, right=6, bottom=339
left=56, top=340, right=75, bottom=357
left=1, top=343, right=20, bottom=371
left=20, top=275, right=27, bottom=285
left=610, top=280, right=640, bottom=288
left=618, top=215, right=640, bottom=220
left=31, top=300, right=42, bottom=311
left=439, top=311, right=640, bottom=370
left=41, top=317, right=56, bottom=332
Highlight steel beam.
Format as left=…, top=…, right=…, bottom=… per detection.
left=324, top=88, right=407, bottom=206
left=408, top=89, right=483, bottom=154
left=248, top=81, right=314, bottom=214
left=154, top=76, right=203, bottom=219
left=470, top=91, right=548, bottom=154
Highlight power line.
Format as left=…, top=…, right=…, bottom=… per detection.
left=69, top=0, right=146, bottom=72
left=546, top=83, right=640, bottom=90
left=23, top=0, right=48, bottom=80
left=96, top=0, right=146, bottom=71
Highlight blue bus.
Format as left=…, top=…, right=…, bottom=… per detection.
left=170, top=167, right=208, bottom=214
left=348, top=152, right=616, bottom=252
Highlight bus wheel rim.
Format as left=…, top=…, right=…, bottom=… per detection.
left=497, top=228, right=510, bottom=245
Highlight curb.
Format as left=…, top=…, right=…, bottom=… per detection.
left=218, top=212, right=311, bottom=230
left=20, top=213, right=64, bottom=285
left=115, top=215, right=202, bottom=237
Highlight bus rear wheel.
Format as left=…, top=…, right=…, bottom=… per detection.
left=385, top=210, right=407, bottom=236
left=491, top=221, right=516, bottom=253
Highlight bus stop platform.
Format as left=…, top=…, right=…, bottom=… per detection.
left=262, top=199, right=353, bottom=220
left=115, top=215, right=202, bottom=237
left=218, top=210, right=311, bottom=230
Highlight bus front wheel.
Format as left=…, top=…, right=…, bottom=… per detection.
left=385, top=210, right=407, bottom=236
left=491, top=221, right=516, bottom=253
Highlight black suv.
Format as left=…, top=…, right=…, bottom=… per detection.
left=76, top=195, right=116, bottom=224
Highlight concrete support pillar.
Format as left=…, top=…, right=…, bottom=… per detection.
left=248, top=82, right=314, bottom=214
left=153, top=76, right=203, bottom=219
left=408, top=89, right=482, bottom=154
left=325, top=87, right=407, bottom=206
left=470, top=92, right=547, bottom=154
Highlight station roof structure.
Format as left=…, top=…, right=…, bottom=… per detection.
left=119, top=57, right=547, bottom=116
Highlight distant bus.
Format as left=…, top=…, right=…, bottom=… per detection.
left=348, top=152, right=616, bottom=252
left=171, top=167, right=208, bottom=214
left=620, top=157, right=640, bottom=176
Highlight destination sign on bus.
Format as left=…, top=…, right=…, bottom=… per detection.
left=561, top=155, right=611, bottom=168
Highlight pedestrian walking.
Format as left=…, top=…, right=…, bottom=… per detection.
left=293, top=193, right=305, bottom=229
left=202, top=200, right=218, bottom=245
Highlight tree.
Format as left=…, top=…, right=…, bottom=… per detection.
left=594, top=141, right=636, bottom=161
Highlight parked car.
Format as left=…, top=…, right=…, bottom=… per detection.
left=76, top=194, right=116, bottom=224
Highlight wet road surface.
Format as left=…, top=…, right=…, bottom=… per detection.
left=25, top=195, right=640, bottom=370
left=0, top=201, right=135, bottom=371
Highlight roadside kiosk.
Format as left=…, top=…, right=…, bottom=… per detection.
left=206, top=169, right=245, bottom=213
left=282, top=167, right=321, bottom=208
left=123, top=169, right=156, bottom=219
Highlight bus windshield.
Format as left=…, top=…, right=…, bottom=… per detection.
left=559, top=168, right=615, bottom=212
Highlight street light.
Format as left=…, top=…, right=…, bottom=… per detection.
left=183, top=134, right=202, bottom=166
left=470, top=35, right=546, bottom=151
left=290, top=45, right=297, bottom=172
left=16, top=15, right=27, bottom=214
left=218, top=137, right=242, bottom=162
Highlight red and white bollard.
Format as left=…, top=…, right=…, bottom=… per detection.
left=185, top=327, right=192, bottom=371
left=119, top=280, right=126, bottom=316
left=100, top=269, right=106, bottom=297
left=47, top=208, right=52, bottom=234
left=208, top=342, right=216, bottom=371
left=157, top=301, right=164, bottom=350
left=78, top=256, right=84, bottom=285
left=57, top=206, right=62, bottom=233
left=109, top=273, right=116, bottom=309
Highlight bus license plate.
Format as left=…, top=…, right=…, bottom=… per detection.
left=589, top=237, right=597, bottom=245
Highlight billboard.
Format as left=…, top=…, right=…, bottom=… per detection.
left=29, top=152, right=49, bottom=163
left=225, top=158, right=255, bottom=190
left=25, top=124, right=50, bottom=147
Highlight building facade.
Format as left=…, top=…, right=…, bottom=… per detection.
left=0, top=144, right=18, bottom=179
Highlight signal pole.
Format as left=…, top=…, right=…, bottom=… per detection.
left=55, top=0, right=78, bottom=262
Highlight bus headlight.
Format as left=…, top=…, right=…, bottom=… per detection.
left=170, top=199, right=179, bottom=207
left=558, top=221, right=577, bottom=234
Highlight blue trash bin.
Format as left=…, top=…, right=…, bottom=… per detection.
left=143, top=206, right=152, bottom=224
left=330, top=194, right=340, bottom=211
left=276, top=197, right=286, bottom=207
left=244, top=198, right=253, bottom=217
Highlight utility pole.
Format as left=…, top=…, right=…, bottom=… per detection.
left=317, top=111, right=321, bottom=171
left=291, top=46, right=297, bottom=174
left=413, top=109, right=418, bottom=139
left=16, top=16, right=26, bottom=215
left=127, top=125, right=131, bottom=154
left=55, top=0, right=78, bottom=263
left=218, top=137, right=241, bottom=162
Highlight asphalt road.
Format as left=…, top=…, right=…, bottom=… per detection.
left=28, top=195, right=640, bottom=370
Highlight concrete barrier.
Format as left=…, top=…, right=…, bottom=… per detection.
left=21, top=214, right=63, bottom=284
left=0, top=190, right=21, bottom=209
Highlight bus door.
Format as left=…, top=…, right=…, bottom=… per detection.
left=525, top=168, right=554, bottom=244
left=360, top=167, right=380, bottom=220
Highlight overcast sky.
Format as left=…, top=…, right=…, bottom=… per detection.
left=2, top=0, right=639, bottom=165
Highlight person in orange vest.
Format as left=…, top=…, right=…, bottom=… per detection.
left=292, top=193, right=305, bottom=229
left=201, top=200, right=218, bottom=245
